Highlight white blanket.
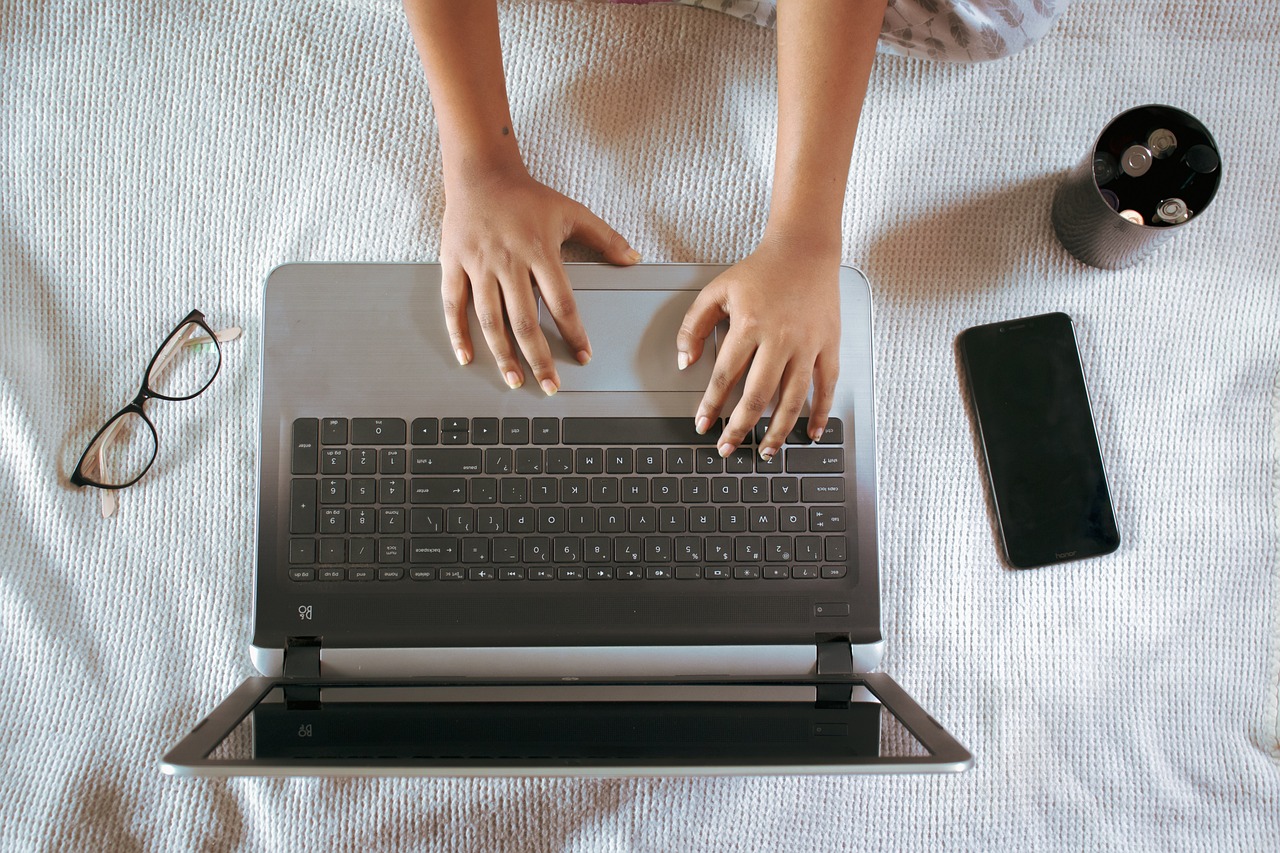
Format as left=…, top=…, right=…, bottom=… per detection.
left=1, top=0, right=1277, bottom=849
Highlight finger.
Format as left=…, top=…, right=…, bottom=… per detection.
left=807, top=349, right=840, bottom=441
left=565, top=203, right=640, bottom=266
left=532, top=261, right=591, bottom=364
left=676, top=281, right=728, bottom=371
left=761, top=359, right=815, bottom=458
left=471, top=274, right=524, bottom=389
left=693, top=328, right=756, bottom=436
left=500, top=268, right=561, bottom=395
left=441, top=263, right=473, bottom=366
left=719, top=349, right=787, bottom=458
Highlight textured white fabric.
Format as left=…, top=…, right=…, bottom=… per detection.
left=2, top=0, right=1278, bottom=849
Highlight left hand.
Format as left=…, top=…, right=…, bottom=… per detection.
left=676, top=236, right=841, bottom=459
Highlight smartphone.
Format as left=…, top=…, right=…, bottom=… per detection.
left=957, top=313, right=1120, bottom=568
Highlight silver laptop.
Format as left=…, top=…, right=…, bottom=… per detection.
left=162, top=262, right=972, bottom=776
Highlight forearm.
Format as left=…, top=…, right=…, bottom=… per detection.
left=765, top=0, right=887, bottom=251
left=404, top=0, right=525, bottom=184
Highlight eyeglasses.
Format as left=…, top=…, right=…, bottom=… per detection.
left=71, top=309, right=240, bottom=517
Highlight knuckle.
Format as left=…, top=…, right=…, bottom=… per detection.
left=509, top=313, right=541, bottom=338
left=741, top=393, right=771, bottom=414
left=476, top=311, right=504, bottom=333
left=709, top=371, right=735, bottom=394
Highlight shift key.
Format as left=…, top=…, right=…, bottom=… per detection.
left=411, top=449, right=483, bottom=474
left=786, top=447, right=844, bottom=473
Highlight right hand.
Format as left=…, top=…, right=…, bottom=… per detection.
left=440, top=164, right=640, bottom=394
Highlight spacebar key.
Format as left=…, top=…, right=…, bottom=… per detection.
left=562, top=418, right=717, bottom=445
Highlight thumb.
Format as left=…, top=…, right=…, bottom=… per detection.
left=566, top=203, right=641, bottom=265
left=676, top=281, right=727, bottom=370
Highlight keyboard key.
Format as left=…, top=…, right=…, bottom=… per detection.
left=321, top=418, right=348, bottom=445
left=319, top=539, right=344, bottom=563
left=380, top=448, right=406, bottom=475
left=507, top=508, right=535, bottom=533
left=705, top=537, right=732, bottom=562
left=318, top=568, right=346, bottom=581
left=380, top=507, right=405, bottom=534
left=741, top=478, right=768, bottom=503
left=734, top=565, right=761, bottom=579
left=349, top=447, right=377, bottom=475
left=528, top=478, right=556, bottom=503
left=681, top=477, right=709, bottom=503
left=563, top=418, right=715, bottom=446
left=771, top=477, right=799, bottom=503
left=352, top=418, right=406, bottom=445
left=797, top=536, right=823, bottom=563
left=514, top=448, right=543, bottom=474
left=651, top=478, right=679, bottom=503
left=779, top=508, right=806, bottom=532
left=621, top=478, right=649, bottom=503
left=529, top=567, right=555, bottom=581
left=532, top=418, right=559, bottom=444
left=725, top=448, right=754, bottom=474
left=816, top=418, right=843, bottom=444
left=349, top=567, right=376, bottom=581
left=591, top=477, right=619, bottom=503
left=410, top=478, right=468, bottom=504
left=320, top=507, right=345, bottom=534
left=763, top=566, right=789, bottom=579
left=545, top=448, right=573, bottom=474
left=675, top=537, right=702, bottom=562
left=538, top=508, right=567, bottom=533
left=606, top=448, right=634, bottom=474
left=569, top=508, right=596, bottom=533
left=380, top=539, right=405, bottom=563
left=411, top=449, right=482, bottom=474
left=290, top=479, right=317, bottom=534
left=411, top=537, right=458, bottom=562
left=500, top=567, right=526, bottom=580
left=554, top=537, right=581, bottom=562
left=689, top=507, right=715, bottom=533
left=289, top=568, right=315, bottom=582
left=636, top=448, right=663, bottom=474
left=575, top=449, right=604, bottom=474
left=755, top=452, right=784, bottom=474
left=711, top=477, right=739, bottom=503
left=821, top=565, right=848, bottom=579
left=659, top=507, right=686, bottom=533
left=598, top=508, right=626, bottom=533
left=410, top=507, right=443, bottom=534
left=289, top=539, right=315, bottom=564
left=675, top=566, right=702, bottom=580
left=441, top=417, right=468, bottom=433
left=825, top=536, right=849, bottom=562
left=492, top=538, right=519, bottom=562
left=378, top=567, right=405, bottom=581
left=810, top=507, right=847, bottom=532
left=291, top=419, right=319, bottom=475
left=735, top=537, right=762, bottom=562
left=439, top=568, right=466, bottom=581
left=645, top=566, right=673, bottom=580
left=501, top=417, right=529, bottom=445
left=719, top=507, right=747, bottom=532
left=470, top=478, right=496, bottom=504
left=587, top=567, right=614, bottom=580
left=441, top=431, right=469, bottom=446
left=695, top=448, right=723, bottom=474
left=792, top=566, right=819, bottom=579
left=787, top=447, right=844, bottom=473
left=411, top=417, right=439, bottom=445
left=523, top=537, right=551, bottom=562
left=665, top=448, right=694, bottom=473
left=765, top=536, right=793, bottom=561
left=645, top=536, right=672, bottom=562
left=321, top=448, right=347, bottom=475
left=319, top=478, right=346, bottom=505
left=705, top=566, right=732, bottom=580
left=749, top=507, right=778, bottom=532
left=350, top=478, right=377, bottom=504
left=802, top=477, right=845, bottom=502
left=446, top=508, right=474, bottom=533
left=472, top=418, right=499, bottom=445
left=462, top=538, right=489, bottom=563
left=348, top=538, right=376, bottom=563
left=617, top=566, right=643, bottom=580
left=410, top=567, right=436, bottom=581
left=557, top=566, right=584, bottom=581
left=350, top=507, right=375, bottom=534
left=629, top=506, right=657, bottom=533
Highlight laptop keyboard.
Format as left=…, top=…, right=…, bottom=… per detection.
left=286, top=417, right=850, bottom=584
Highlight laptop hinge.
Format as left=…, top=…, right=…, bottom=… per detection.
left=815, top=635, right=853, bottom=707
left=283, top=637, right=322, bottom=709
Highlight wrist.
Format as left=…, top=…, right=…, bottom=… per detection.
left=759, top=221, right=843, bottom=260
left=441, top=142, right=529, bottom=192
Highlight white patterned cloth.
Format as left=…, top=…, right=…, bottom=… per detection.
left=2, top=0, right=1278, bottom=850
left=612, top=0, right=1072, bottom=60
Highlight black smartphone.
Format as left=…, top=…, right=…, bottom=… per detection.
left=957, top=312, right=1120, bottom=568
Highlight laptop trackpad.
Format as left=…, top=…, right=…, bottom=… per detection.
left=542, top=290, right=717, bottom=392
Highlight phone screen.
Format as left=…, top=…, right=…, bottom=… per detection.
left=959, top=313, right=1120, bottom=568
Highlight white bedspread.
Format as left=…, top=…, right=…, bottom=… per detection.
left=2, top=0, right=1277, bottom=849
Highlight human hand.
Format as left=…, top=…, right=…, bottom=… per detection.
left=676, top=237, right=841, bottom=459
left=441, top=164, right=640, bottom=393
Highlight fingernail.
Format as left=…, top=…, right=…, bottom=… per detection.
left=810, top=428, right=822, bottom=442
left=576, top=350, right=591, bottom=365
left=760, top=446, right=776, bottom=461
left=541, top=378, right=558, bottom=396
left=625, top=249, right=642, bottom=263
left=505, top=371, right=522, bottom=389
left=718, top=442, right=734, bottom=458
left=695, top=416, right=711, bottom=435
left=677, top=352, right=689, bottom=371
left=455, top=348, right=469, bottom=366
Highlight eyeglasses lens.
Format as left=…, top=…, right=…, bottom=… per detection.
left=82, top=411, right=157, bottom=488
left=147, top=321, right=221, bottom=399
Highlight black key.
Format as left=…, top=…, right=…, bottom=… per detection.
left=753, top=417, right=812, bottom=446
left=554, top=537, right=581, bottom=563
left=763, top=566, right=789, bottom=579
left=665, top=448, right=694, bottom=474
left=410, top=507, right=443, bottom=534
left=675, top=566, right=702, bottom=580
left=411, top=417, right=439, bottom=445
left=636, top=448, right=663, bottom=474
left=290, top=479, right=317, bottom=534
left=349, top=447, right=377, bottom=475
left=749, top=506, right=778, bottom=532
left=379, top=567, right=405, bottom=581
left=462, top=538, right=489, bottom=563
left=319, top=539, right=344, bottom=564
left=352, top=418, right=406, bottom=445
left=349, top=538, right=376, bottom=563
left=651, top=478, right=679, bottom=503
left=803, top=477, right=846, bottom=502
left=797, top=536, right=823, bottom=563
left=499, top=567, right=526, bottom=580
left=321, top=448, right=347, bottom=475
left=410, top=478, right=467, bottom=504
left=821, top=565, right=848, bottom=579
left=675, top=537, right=702, bottom=562
left=734, top=566, right=761, bottom=579
left=446, top=507, right=474, bottom=533
left=472, top=417, right=499, bottom=445
left=476, top=507, right=503, bottom=533
left=621, top=478, right=649, bottom=503
left=380, top=539, right=405, bottom=564
left=705, top=566, right=732, bottom=580
left=583, top=538, right=610, bottom=562
left=810, top=506, right=847, bottom=531
left=321, top=418, right=348, bottom=445
left=289, top=568, right=314, bottom=582
left=411, top=449, right=482, bottom=474
left=351, top=507, right=376, bottom=534
left=315, top=567, right=343, bottom=581
left=755, top=452, right=784, bottom=474
left=591, top=477, right=619, bottom=503
left=659, top=507, right=686, bottom=533
left=410, top=537, right=458, bottom=562
left=291, top=418, right=319, bottom=475
left=410, top=567, right=436, bottom=581
left=441, top=417, right=469, bottom=433
left=502, top=418, right=530, bottom=445
left=779, top=507, right=806, bottom=532
left=614, top=537, right=642, bottom=563
left=816, top=418, right=843, bottom=444
left=771, top=477, right=800, bottom=503
left=689, top=507, right=716, bottom=533
left=470, top=478, right=496, bottom=504
left=629, top=506, right=657, bottom=533
left=741, top=477, right=768, bottom=503
left=492, top=538, right=519, bottom=562
left=532, top=417, right=559, bottom=445
left=711, top=477, right=739, bottom=503
left=441, top=431, right=469, bottom=446
left=735, top=537, right=762, bottom=562
left=787, top=448, right=844, bottom=473
left=606, top=448, right=634, bottom=474
left=588, top=567, right=613, bottom=580
left=470, top=567, right=496, bottom=581
left=507, top=508, right=535, bottom=533
left=765, top=536, right=793, bottom=562
left=575, top=448, right=604, bottom=474
left=696, top=448, right=724, bottom=474
left=378, top=478, right=405, bottom=504
left=319, top=478, right=346, bottom=505
left=380, top=507, right=405, bottom=534
left=705, top=536, right=732, bottom=562
left=545, top=448, right=573, bottom=474
left=319, top=507, right=345, bottom=534
left=719, top=507, right=747, bottom=532
left=515, top=448, right=543, bottom=474
left=560, top=478, right=589, bottom=504
left=349, top=567, right=376, bottom=581
left=563, top=418, right=716, bottom=446
left=616, top=566, right=643, bottom=580
left=825, top=536, right=849, bottom=562
left=645, top=566, right=674, bottom=580
left=569, top=508, right=596, bottom=533
left=485, top=448, right=513, bottom=475
left=557, top=567, right=584, bottom=581
left=538, top=507, right=567, bottom=533
left=645, top=536, right=672, bottom=562
left=500, top=478, right=528, bottom=503
left=681, top=477, right=709, bottom=503
left=598, top=508, right=626, bottom=533
left=380, top=448, right=406, bottom=474
left=439, top=568, right=465, bottom=581
left=725, top=448, right=754, bottom=474
left=522, top=537, right=551, bottom=563
left=289, top=539, right=315, bottom=564
left=792, top=566, right=819, bottom=579
left=349, top=478, right=376, bottom=504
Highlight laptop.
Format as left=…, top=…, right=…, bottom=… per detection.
left=162, top=262, right=972, bottom=776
